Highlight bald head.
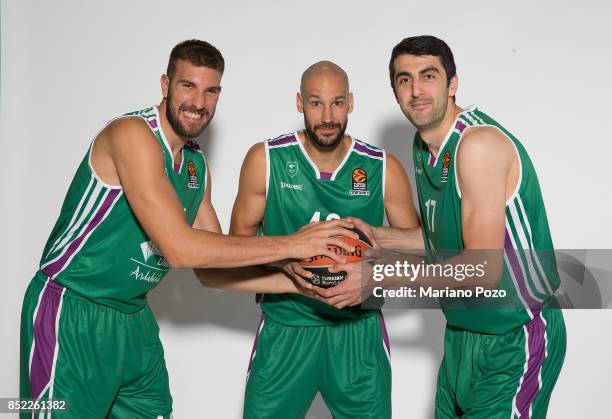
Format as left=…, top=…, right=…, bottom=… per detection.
left=300, top=61, right=349, bottom=95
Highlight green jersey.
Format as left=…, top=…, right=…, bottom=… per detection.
left=37, top=106, right=206, bottom=313
left=261, top=132, right=385, bottom=326
left=413, top=106, right=559, bottom=334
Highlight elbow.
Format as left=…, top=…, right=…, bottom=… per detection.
left=196, top=268, right=225, bottom=289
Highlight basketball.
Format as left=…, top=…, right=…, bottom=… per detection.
left=299, top=227, right=373, bottom=288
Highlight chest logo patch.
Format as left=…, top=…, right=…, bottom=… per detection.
left=187, top=161, right=199, bottom=189
left=441, top=152, right=451, bottom=183
left=286, top=161, right=299, bottom=177
left=349, top=167, right=370, bottom=196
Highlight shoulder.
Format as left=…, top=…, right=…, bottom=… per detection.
left=458, top=125, right=514, bottom=161
left=352, top=138, right=385, bottom=160
left=265, top=132, right=299, bottom=149
left=101, top=116, right=158, bottom=149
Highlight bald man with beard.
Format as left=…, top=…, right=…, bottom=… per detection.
left=200, top=61, right=419, bottom=418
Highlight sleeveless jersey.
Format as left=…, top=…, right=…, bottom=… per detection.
left=261, top=132, right=385, bottom=326
left=37, top=106, right=207, bottom=313
left=413, top=106, right=559, bottom=334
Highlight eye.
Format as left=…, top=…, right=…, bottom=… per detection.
left=423, top=73, right=435, bottom=80
left=398, top=76, right=410, bottom=85
left=207, top=87, right=220, bottom=94
left=334, top=100, right=344, bottom=106
left=311, top=100, right=321, bottom=107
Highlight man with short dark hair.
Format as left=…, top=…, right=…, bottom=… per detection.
left=201, top=60, right=420, bottom=418
left=317, top=36, right=566, bottom=418
left=19, top=39, right=353, bottom=418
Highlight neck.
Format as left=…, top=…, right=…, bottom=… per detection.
left=419, top=102, right=463, bottom=156
left=158, top=100, right=187, bottom=161
left=299, top=131, right=352, bottom=173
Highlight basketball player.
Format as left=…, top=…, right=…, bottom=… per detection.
left=314, top=36, right=567, bottom=418
left=19, top=40, right=356, bottom=418
left=199, top=61, right=419, bottom=419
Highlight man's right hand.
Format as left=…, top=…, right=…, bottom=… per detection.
left=286, top=219, right=358, bottom=263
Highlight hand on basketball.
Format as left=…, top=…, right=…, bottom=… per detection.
left=344, top=217, right=380, bottom=249
left=279, top=260, right=316, bottom=292
left=288, top=219, right=358, bottom=263
left=312, top=261, right=374, bottom=309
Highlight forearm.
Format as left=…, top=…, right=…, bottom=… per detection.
left=170, top=229, right=293, bottom=269
left=195, top=266, right=299, bottom=293
left=373, top=226, right=425, bottom=252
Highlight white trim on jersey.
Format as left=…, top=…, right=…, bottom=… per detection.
left=44, top=182, right=105, bottom=263
left=452, top=118, right=523, bottom=206
left=509, top=201, right=547, bottom=297
left=264, top=140, right=271, bottom=199
left=382, top=148, right=387, bottom=202
left=505, top=218, right=544, bottom=303
left=47, top=177, right=95, bottom=258
left=293, top=132, right=356, bottom=181
left=330, top=136, right=355, bottom=181
left=153, top=106, right=178, bottom=169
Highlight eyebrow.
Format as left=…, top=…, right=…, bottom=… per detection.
left=395, top=66, right=441, bottom=80
left=307, top=95, right=346, bottom=100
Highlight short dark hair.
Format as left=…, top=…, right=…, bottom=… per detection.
left=389, top=35, right=456, bottom=89
left=167, top=39, right=225, bottom=79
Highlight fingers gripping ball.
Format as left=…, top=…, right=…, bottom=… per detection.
left=299, top=227, right=372, bottom=288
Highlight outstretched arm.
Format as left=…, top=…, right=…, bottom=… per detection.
left=93, top=119, right=354, bottom=269
left=196, top=143, right=316, bottom=293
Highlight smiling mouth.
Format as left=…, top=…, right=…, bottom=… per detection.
left=181, top=109, right=208, bottom=121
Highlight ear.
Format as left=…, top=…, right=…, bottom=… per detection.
left=161, top=74, right=170, bottom=99
left=296, top=92, right=304, bottom=113
left=448, top=74, right=458, bottom=98
left=348, top=92, right=354, bottom=114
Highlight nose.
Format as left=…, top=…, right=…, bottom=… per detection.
left=321, top=104, right=333, bottom=123
left=411, top=79, right=423, bottom=98
left=191, top=89, right=208, bottom=110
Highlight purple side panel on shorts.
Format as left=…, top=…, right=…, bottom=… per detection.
left=30, top=281, right=64, bottom=399
left=515, top=314, right=547, bottom=417
left=379, top=312, right=391, bottom=355
left=320, top=171, right=333, bottom=180
left=247, top=313, right=265, bottom=374
left=353, top=142, right=384, bottom=159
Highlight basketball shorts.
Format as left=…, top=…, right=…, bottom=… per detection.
left=243, top=312, right=392, bottom=419
left=435, top=308, right=566, bottom=418
left=20, top=273, right=173, bottom=418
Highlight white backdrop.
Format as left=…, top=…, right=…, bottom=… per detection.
left=1, top=0, right=611, bottom=417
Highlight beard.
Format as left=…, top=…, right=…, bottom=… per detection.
left=165, top=89, right=212, bottom=139
left=304, top=118, right=347, bottom=149
left=403, top=95, right=448, bottom=131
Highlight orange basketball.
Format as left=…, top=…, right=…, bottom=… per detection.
left=299, top=227, right=372, bottom=288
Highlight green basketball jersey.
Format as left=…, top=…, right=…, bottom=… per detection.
left=413, top=106, right=559, bottom=334
left=261, top=132, right=385, bottom=326
left=37, top=106, right=207, bottom=313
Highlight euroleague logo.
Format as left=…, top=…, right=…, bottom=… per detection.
left=187, top=161, right=199, bottom=189
left=349, top=167, right=369, bottom=196
left=441, top=152, right=451, bottom=183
